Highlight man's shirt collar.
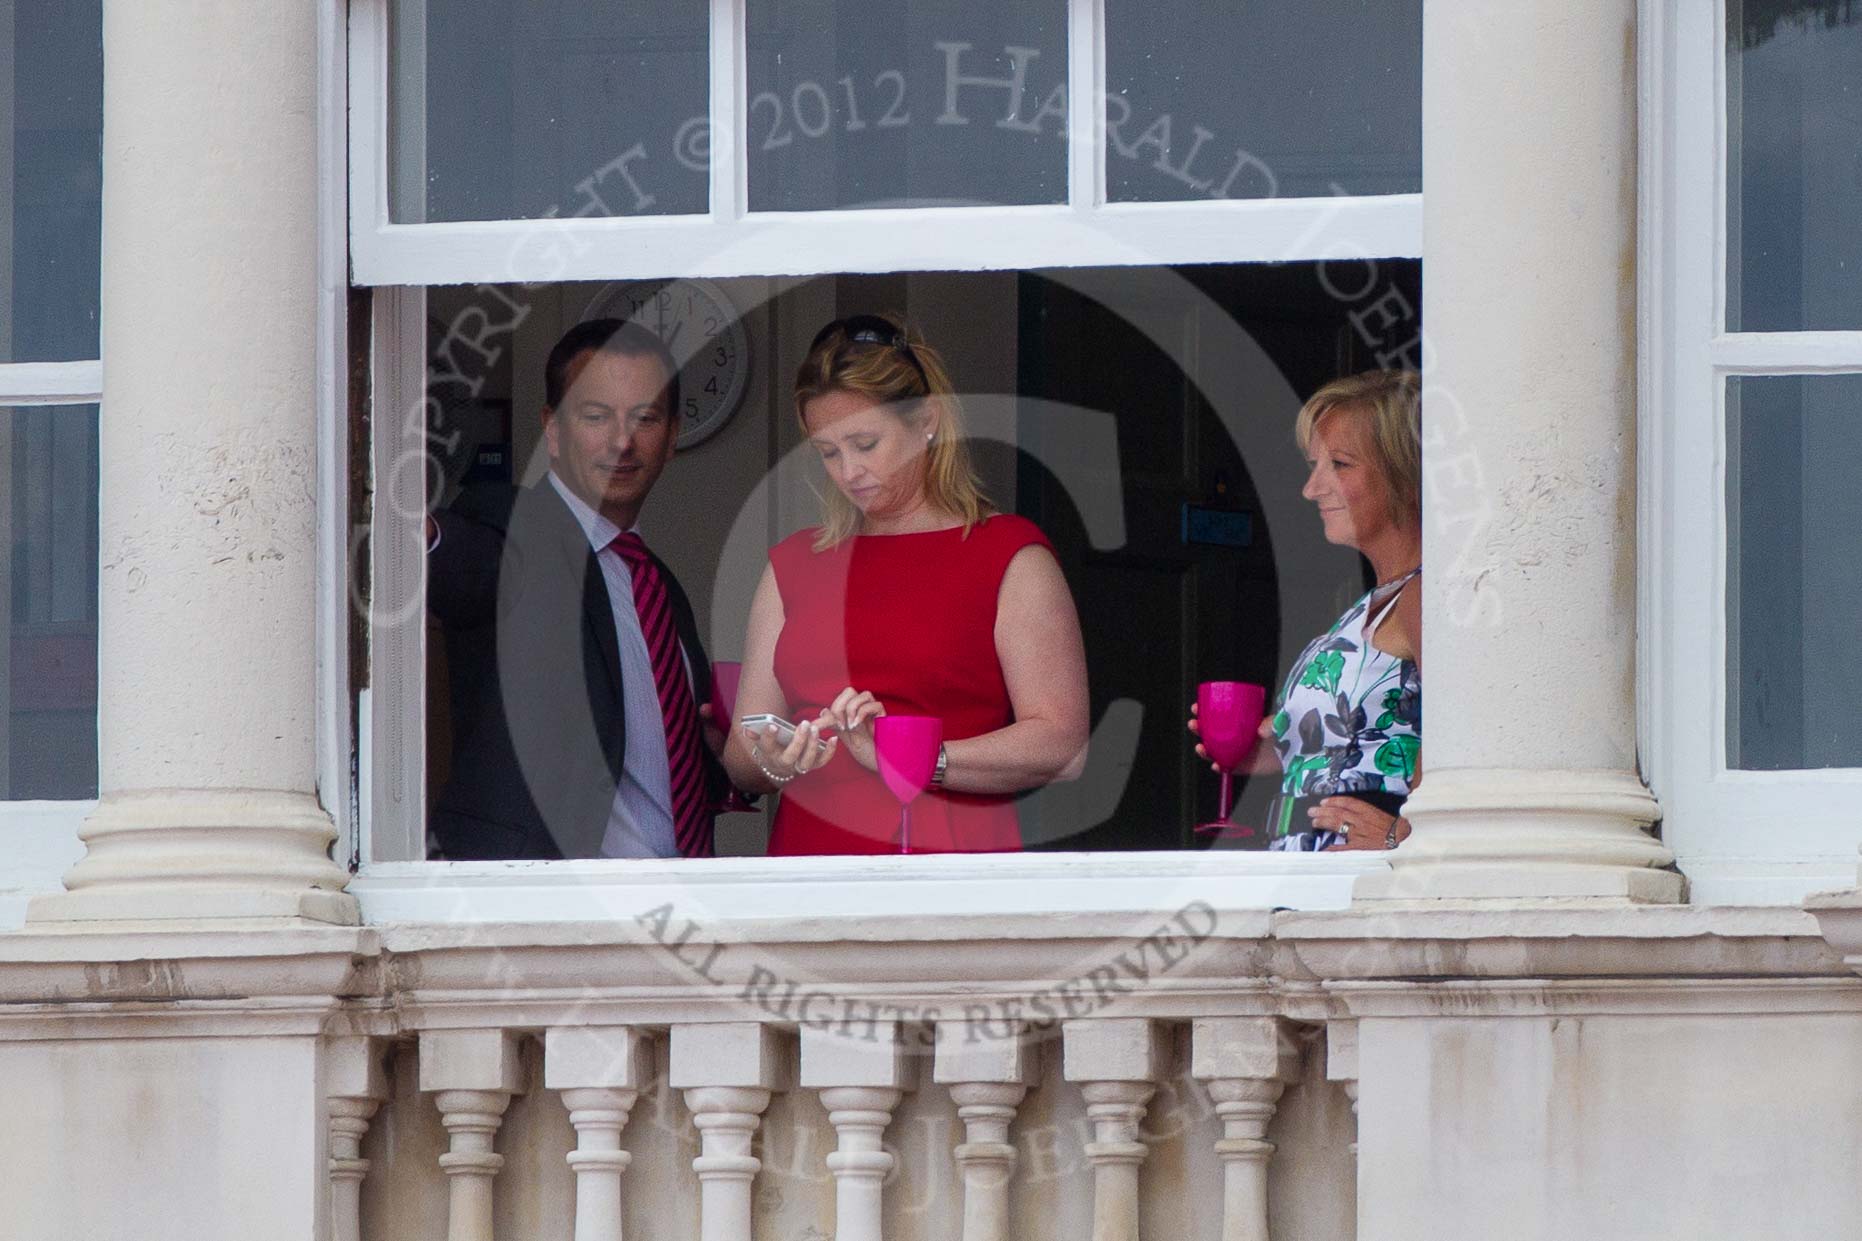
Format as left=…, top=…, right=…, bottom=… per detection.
left=547, top=470, right=639, bottom=552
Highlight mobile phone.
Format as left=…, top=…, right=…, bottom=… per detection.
left=740, top=713, right=836, bottom=750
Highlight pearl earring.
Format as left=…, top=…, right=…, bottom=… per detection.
left=926, top=433, right=934, bottom=443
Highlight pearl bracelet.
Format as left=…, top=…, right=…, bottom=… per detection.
left=749, top=743, right=796, bottom=787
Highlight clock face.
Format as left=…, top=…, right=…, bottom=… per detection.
left=582, top=279, right=752, bottom=450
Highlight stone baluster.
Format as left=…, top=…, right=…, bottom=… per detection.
left=800, top=1019, right=910, bottom=1241
left=1190, top=1018, right=1302, bottom=1241
left=1325, top=1021, right=1360, bottom=1157
left=671, top=1023, right=787, bottom=1241
left=327, top=1036, right=390, bottom=1241
left=1063, top=1019, right=1168, bottom=1241
left=421, top=1029, right=524, bottom=1241
left=546, top=1026, right=654, bottom=1241
left=933, top=1019, right=1033, bottom=1241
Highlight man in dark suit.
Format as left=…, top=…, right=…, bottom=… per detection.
left=426, top=319, right=734, bottom=860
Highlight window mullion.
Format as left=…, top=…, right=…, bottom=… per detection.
left=348, top=0, right=393, bottom=271
left=364, top=285, right=430, bottom=865
left=711, top=0, right=747, bottom=224
left=1067, top=0, right=1105, bottom=211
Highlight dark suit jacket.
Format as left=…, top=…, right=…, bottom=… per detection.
left=426, top=481, right=725, bottom=860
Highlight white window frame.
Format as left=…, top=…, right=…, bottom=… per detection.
left=345, top=0, right=1421, bottom=286
left=0, top=0, right=104, bottom=925
left=7, top=0, right=355, bottom=927
left=1647, top=0, right=1862, bottom=905
left=0, top=370, right=102, bottom=929
left=343, top=0, right=1425, bottom=923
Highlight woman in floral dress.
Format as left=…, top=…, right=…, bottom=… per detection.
left=1191, top=370, right=1422, bottom=851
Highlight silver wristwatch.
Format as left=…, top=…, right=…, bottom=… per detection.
left=930, top=743, right=949, bottom=787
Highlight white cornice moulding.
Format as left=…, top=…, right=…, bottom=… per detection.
left=1326, top=976, right=1862, bottom=1020
left=0, top=905, right=1850, bottom=1042
left=1805, top=885, right=1862, bottom=982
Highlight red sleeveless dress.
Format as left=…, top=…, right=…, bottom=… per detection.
left=767, top=515, right=1054, bottom=855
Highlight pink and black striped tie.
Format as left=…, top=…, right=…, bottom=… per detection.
left=609, top=532, right=714, bottom=858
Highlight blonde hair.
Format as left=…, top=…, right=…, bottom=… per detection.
left=794, top=315, right=993, bottom=550
left=1294, top=369, right=1422, bottom=527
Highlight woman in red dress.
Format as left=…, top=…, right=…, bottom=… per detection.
left=721, top=315, right=1089, bottom=855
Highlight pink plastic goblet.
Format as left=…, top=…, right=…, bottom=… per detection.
left=874, top=715, right=943, bottom=854
left=708, top=661, right=754, bottom=814
left=1193, top=681, right=1268, bottom=841
left=709, top=661, right=743, bottom=722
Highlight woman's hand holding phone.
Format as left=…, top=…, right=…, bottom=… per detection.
left=740, top=714, right=837, bottom=782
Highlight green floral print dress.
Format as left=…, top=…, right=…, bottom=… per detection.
left=1265, top=569, right=1421, bottom=850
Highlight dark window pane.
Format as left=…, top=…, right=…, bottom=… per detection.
left=390, top=0, right=709, bottom=223
left=1106, top=0, right=1422, bottom=203
left=746, top=0, right=1068, bottom=211
left=1726, top=375, right=1862, bottom=770
left=1727, top=3, right=1862, bottom=331
left=5, top=405, right=98, bottom=799
left=4, top=3, right=103, bottom=362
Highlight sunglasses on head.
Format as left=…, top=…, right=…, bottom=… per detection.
left=811, top=315, right=931, bottom=388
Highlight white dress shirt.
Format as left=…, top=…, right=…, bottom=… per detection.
left=547, top=472, right=683, bottom=859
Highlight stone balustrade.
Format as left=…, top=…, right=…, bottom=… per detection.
left=1, top=905, right=1846, bottom=1240
left=335, top=1007, right=1353, bottom=1241
left=294, top=906, right=1390, bottom=1240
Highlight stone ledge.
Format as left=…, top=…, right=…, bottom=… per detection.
left=1324, top=975, right=1862, bottom=1019
left=1276, top=903, right=1843, bottom=981
left=0, top=923, right=379, bottom=1006
left=0, top=903, right=1845, bottom=1037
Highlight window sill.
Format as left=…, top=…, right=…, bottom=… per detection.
left=349, top=849, right=1391, bottom=925
left=1675, top=856, right=1862, bottom=908
left=0, top=802, right=93, bottom=931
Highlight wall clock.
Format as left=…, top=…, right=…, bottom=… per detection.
left=582, top=279, right=752, bottom=450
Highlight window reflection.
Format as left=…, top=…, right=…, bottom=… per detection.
left=746, top=0, right=1068, bottom=211
left=1727, top=1, right=1862, bottom=332
left=390, top=0, right=709, bottom=224
left=1106, top=0, right=1422, bottom=203
left=3, top=2, right=103, bottom=363
left=5, top=405, right=99, bottom=799
left=1726, top=374, right=1862, bottom=770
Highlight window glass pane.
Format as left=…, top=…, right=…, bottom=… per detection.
left=745, top=0, right=1067, bottom=212
left=1726, top=375, right=1862, bottom=770
left=389, top=0, right=709, bottom=224
left=5, top=405, right=98, bottom=799
left=1727, top=4, right=1862, bottom=332
left=3, top=3, right=103, bottom=363
left=1105, top=0, right=1422, bottom=204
